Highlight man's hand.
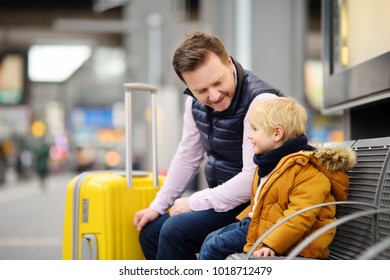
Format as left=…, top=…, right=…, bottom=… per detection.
left=133, top=208, right=160, bottom=231
left=252, top=247, right=276, bottom=258
left=169, top=197, right=192, bottom=217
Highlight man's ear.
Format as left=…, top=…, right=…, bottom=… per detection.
left=228, top=56, right=234, bottom=69
left=274, top=126, right=284, bottom=142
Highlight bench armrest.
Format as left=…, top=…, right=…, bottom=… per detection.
left=286, top=207, right=390, bottom=259
left=358, top=235, right=390, bottom=259
left=243, top=201, right=376, bottom=260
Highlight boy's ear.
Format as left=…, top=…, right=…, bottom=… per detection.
left=274, top=126, right=284, bottom=142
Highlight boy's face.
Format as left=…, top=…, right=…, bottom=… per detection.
left=182, top=52, right=236, bottom=112
left=248, top=123, right=282, bottom=155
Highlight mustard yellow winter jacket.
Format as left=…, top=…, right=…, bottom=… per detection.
left=237, top=146, right=356, bottom=259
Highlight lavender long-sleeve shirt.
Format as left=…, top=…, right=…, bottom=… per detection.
left=149, top=93, right=278, bottom=214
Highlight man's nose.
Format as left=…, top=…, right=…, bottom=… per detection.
left=208, top=88, right=220, bottom=102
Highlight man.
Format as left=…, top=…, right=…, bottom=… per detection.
left=133, top=31, right=283, bottom=259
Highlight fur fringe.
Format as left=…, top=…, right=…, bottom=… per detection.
left=313, top=146, right=357, bottom=173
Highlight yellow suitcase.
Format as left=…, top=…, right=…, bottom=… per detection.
left=62, top=84, right=164, bottom=260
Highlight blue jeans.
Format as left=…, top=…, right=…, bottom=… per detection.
left=197, top=217, right=251, bottom=260
left=139, top=203, right=248, bottom=260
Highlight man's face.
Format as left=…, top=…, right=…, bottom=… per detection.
left=182, top=52, right=236, bottom=111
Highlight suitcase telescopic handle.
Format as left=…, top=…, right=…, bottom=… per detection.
left=123, top=83, right=159, bottom=188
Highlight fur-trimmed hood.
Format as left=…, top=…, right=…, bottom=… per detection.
left=313, top=145, right=357, bottom=173
left=310, top=145, right=357, bottom=201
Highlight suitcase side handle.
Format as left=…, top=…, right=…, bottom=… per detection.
left=124, top=83, right=159, bottom=188
left=81, top=234, right=98, bottom=260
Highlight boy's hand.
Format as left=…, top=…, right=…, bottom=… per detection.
left=252, top=247, right=276, bottom=258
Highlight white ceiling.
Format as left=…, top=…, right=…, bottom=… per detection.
left=0, top=1, right=125, bottom=51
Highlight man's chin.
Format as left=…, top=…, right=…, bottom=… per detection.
left=211, top=102, right=229, bottom=111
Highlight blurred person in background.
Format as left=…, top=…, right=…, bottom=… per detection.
left=0, top=142, right=6, bottom=185
left=35, top=142, right=50, bottom=190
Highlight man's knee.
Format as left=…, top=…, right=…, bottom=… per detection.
left=138, top=219, right=163, bottom=260
left=159, top=215, right=180, bottom=240
left=138, top=227, right=149, bottom=246
left=160, top=214, right=197, bottom=246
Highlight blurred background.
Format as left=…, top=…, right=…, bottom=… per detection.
left=0, top=0, right=389, bottom=259
left=0, top=0, right=333, bottom=183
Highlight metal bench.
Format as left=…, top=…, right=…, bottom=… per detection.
left=329, top=137, right=390, bottom=259
left=227, top=136, right=390, bottom=260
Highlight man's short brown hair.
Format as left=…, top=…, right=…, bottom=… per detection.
left=172, top=31, right=230, bottom=83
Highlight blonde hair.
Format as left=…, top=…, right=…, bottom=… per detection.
left=249, top=97, right=307, bottom=141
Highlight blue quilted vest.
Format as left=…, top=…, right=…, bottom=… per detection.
left=184, top=58, right=283, bottom=188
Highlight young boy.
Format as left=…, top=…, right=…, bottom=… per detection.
left=197, top=96, right=356, bottom=259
